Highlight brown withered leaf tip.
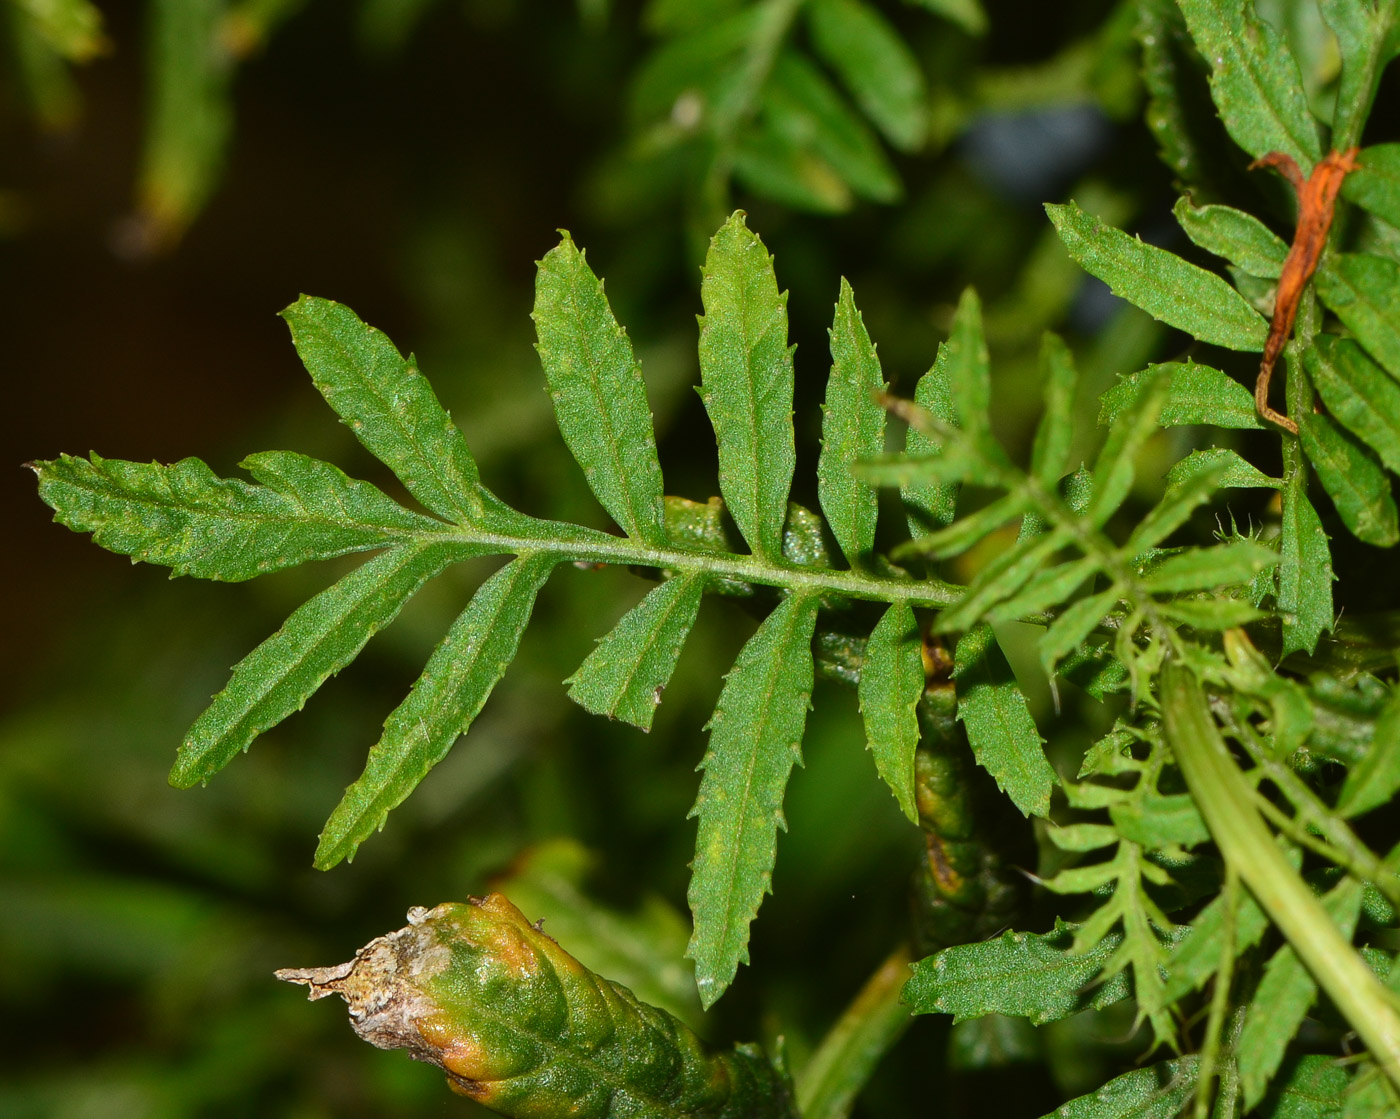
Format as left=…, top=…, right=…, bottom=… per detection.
left=1250, top=147, right=1361, bottom=434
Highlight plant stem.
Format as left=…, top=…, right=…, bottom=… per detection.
left=795, top=943, right=914, bottom=1119
left=1163, top=662, right=1400, bottom=1096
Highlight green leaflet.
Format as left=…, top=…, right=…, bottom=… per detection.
left=1323, top=1, right=1386, bottom=149
left=30, top=451, right=439, bottom=581
left=1306, top=338, right=1400, bottom=475
left=901, top=347, right=958, bottom=537
left=898, top=492, right=1029, bottom=561
left=1173, top=196, right=1288, bottom=279
left=762, top=50, right=900, bottom=206
left=907, top=0, right=986, bottom=36
left=1343, top=144, right=1400, bottom=230
left=818, top=278, right=887, bottom=568
left=1099, top=362, right=1262, bottom=430
left=1159, top=596, right=1263, bottom=630
left=1336, top=686, right=1400, bottom=818
left=169, top=540, right=465, bottom=788
left=1238, top=878, right=1365, bottom=1110
left=732, top=121, right=854, bottom=215
left=281, top=296, right=485, bottom=524
left=1346, top=1062, right=1400, bottom=1118
left=1165, top=448, right=1280, bottom=490
left=1089, top=366, right=1172, bottom=528
left=533, top=232, right=667, bottom=546
left=1144, top=540, right=1279, bottom=594
left=1317, top=254, right=1400, bottom=383
left=687, top=593, right=820, bottom=1008
left=954, top=624, right=1055, bottom=819
left=1137, top=0, right=1210, bottom=184
left=1279, top=472, right=1334, bottom=656
left=985, top=555, right=1098, bottom=626
left=10, top=0, right=106, bottom=60
left=935, top=529, right=1067, bottom=634
left=315, top=553, right=555, bottom=869
left=1261, top=1055, right=1348, bottom=1119
left=1125, top=458, right=1232, bottom=555
left=278, top=896, right=796, bottom=1118
left=1298, top=413, right=1400, bottom=548
left=1046, top=202, right=1268, bottom=353
left=1174, top=0, right=1321, bottom=169
left=1043, top=1058, right=1197, bottom=1119
left=567, top=573, right=707, bottom=731
left=698, top=213, right=798, bottom=562
left=138, top=0, right=232, bottom=243
left=902, top=921, right=1128, bottom=1025
left=1040, top=588, right=1120, bottom=675
left=857, top=603, right=924, bottom=823
left=1030, top=332, right=1078, bottom=490
left=1109, top=793, right=1208, bottom=850
left=807, top=0, right=927, bottom=151
left=944, top=288, right=992, bottom=446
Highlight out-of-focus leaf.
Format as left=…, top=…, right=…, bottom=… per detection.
left=903, top=921, right=1127, bottom=1024
left=898, top=492, right=1030, bottom=561
left=944, top=287, right=992, bottom=447
left=1336, top=686, right=1400, bottom=818
left=316, top=554, right=555, bottom=868
left=906, top=0, right=986, bottom=36
left=688, top=593, right=819, bottom=1008
left=733, top=116, right=855, bottom=214
left=1040, top=588, right=1120, bottom=675
left=1306, top=338, right=1400, bottom=475
left=985, top=556, right=1098, bottom=625
left=1137, top=0, right=1212, bottom=184
left=1279, top=478, right=1334, bottom=656
left=807, top=0, right=927, bottom=151
left=1238, top=878, right=1364, bottom=1109
left=278, top=896, right=795, bottom=1116
left=1165, top=448, right=1280, bottom=489
left=281, top=296, right=486, bottom=524
left=1260, top=1055, right=1348, bottom=1119
left=954, top=624, right=1054, bottom=819
left=1089, top=366, right=1171, bottom=528
left=1110, top=793, right=1208, bottom=850
left=1030, top=332, right=1078, bottom=490
left=533, top=232, right=667, bottom=545
left=169, top=540, right=462, bottom=787
left=1041, top=1058, right=1197, bottom=1119
left=138, top=0, right=233, bottom=246
left=1101, top=361, right=1262, bottom=430
left=858, top=603, right=923, bottom=822
left=1046, top=202, right=1268, bottom=352
left=936, top=530, right=1067, bottom=634
left=30, top=451, right=440, bottom=581
left=698, top=212, right=797, bottom=561
left=1145, top=541, right=1279, bottom=593
left=1343, top=144, right=1400, bottom=230
left=1175, top=0, right=1321, bottom=168
left=630, top=9, right=757, bottom=123
left=763, top=51, right=900, bottom=204
left=1173, top=196, right=1287, bottom=279
left=10, top=0, right=107, bottom=60
left=567, top=573, right=707, bottom=730
left=1158, top=596, right=1264, bottom=629
left=1125, top=459, right=1230, bottom=555
left=1299, top=413, right=1400, bottom=547
left=1317, top=254, right=1400, bottom=383
left=901, top=346, right=958, bottom=537
left=819, top=278, right=886, bottom=567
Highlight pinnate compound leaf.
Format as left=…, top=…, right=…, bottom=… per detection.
left=1046, top=202, right=1268, bottom=352
left=1145, top=541, right=1279, bottom=594
left=567, top=573, right=707, bottom=731
left=699, top=213, right=797, bottom=561
left=1044, top=1058, right=1197, bottom=1119
left=315, top=554, right=555, bottom=868
left=954, top=624, right=1054, bottom=819
left=1279, top=480, right=1335, bottom=657
left=32, top=451, right=439, bottom=581
left=1238, top=878, right=1365, bottom=1110
left=903, top=922, right=1127, bottom=1025
left=1174, top=0, right=1321, bottom=169
left=1342, top=144, right=1400, bottom=229
left=1165, top=448, right=1280, bottom=490
left=1089, top=366, right=1172, bottom=528
left=277, top=896, right=795, bottom=1117
left=858, top=603, right=924, bottom=823
left=818, top=278, right=886, bottom=567
left=807, top=0, right=927, bottom=151
left=1298, top=413, right=1400, bottom=548
left=1336, top=686, right=1400, bottom=818
left=533, top=232, right=666, bottom=545
left=1173, top=196, right=1287, bottom=279
left=1099, top=362, right=1262, bottom=430
left=1030, top=332, right=1078, bottom=489
left=281, top=296, right=484, bottom=524
left=1317, top=254, right=1400, bottom=383
left=688, top=594, right=820, bottom=1008
left=170, top=541, right=466, bottom=788
left=901, top=353, right=958, bottom=537
left=1306, top=338, right=1400, bottom=475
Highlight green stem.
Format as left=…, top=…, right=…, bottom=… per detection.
left=795, top=943, right=914, bottom=1119
left=1193, top=864, right=1239, bottom=1119
left=1162, top=662, right=1400, bottom=1096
